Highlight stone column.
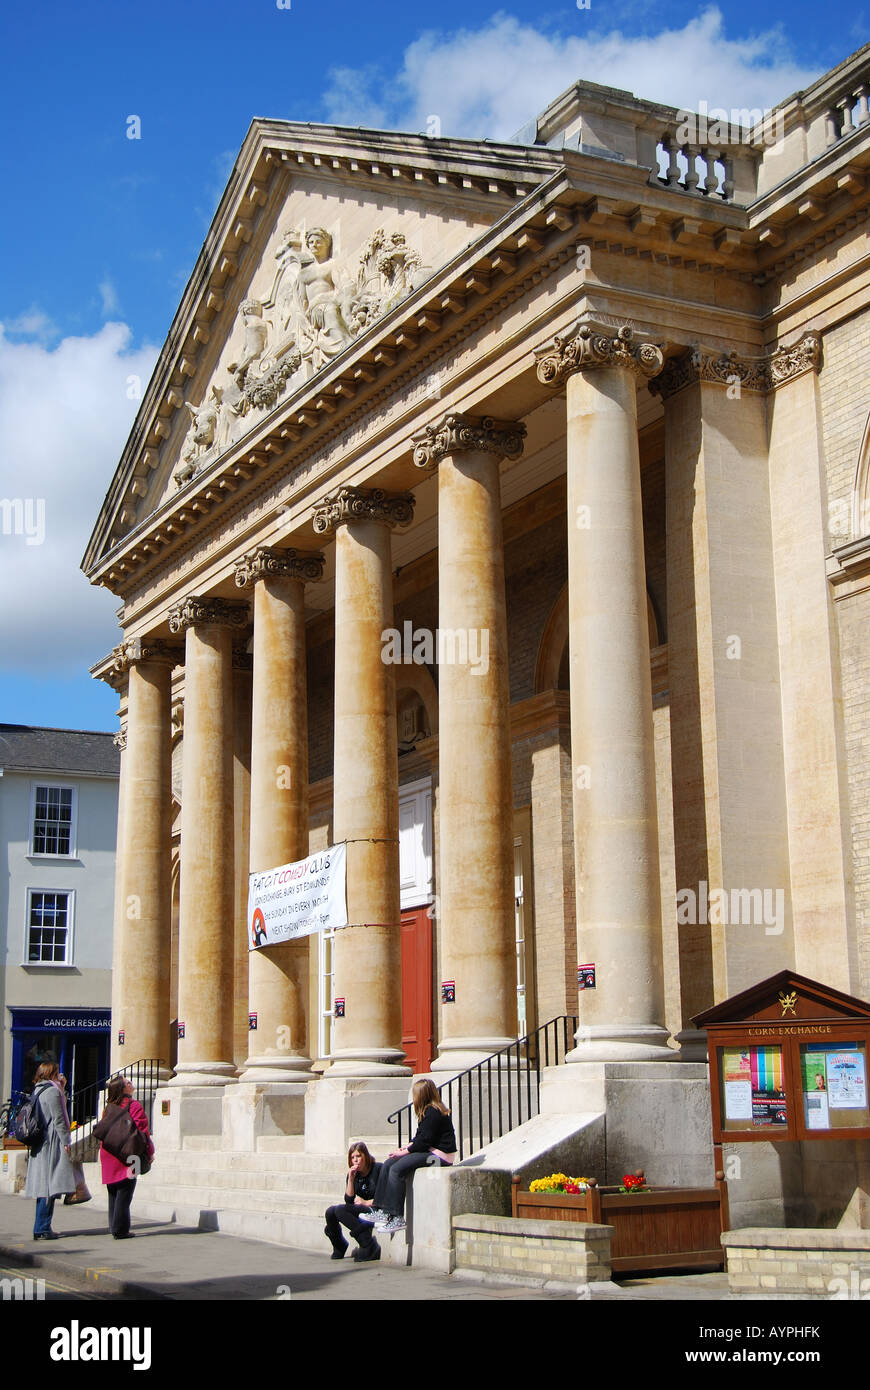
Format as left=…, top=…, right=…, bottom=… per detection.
left=111, top=640, right=177, bottom=1072
left=312, top=486, right=415, bottom=1077
left=535, top=321, right=673, bottom=1061
left=412, top=415, right=526, bottom=1071
left=167, top=596, right=248, bottom=1085
left=653, top=346, right=797, bottom=1027
left=235, top=547, right=325, bottom=1080
left=232, top=651, right=253, bottom=1067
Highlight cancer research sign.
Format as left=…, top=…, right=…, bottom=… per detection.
left=248, top=844, right=348, bottom=949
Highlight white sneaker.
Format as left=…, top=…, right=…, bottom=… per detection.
left=383, top=1215, right=406, bottom=1232
left=373, top=1211, right=392, bottom=1229
left=358, top=1209, right=378, bottom=1224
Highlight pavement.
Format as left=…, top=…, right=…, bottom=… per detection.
left=0, top=1190, right=750, bottom=1302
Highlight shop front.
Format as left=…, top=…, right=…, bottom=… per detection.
left=8, top=1007, right=110, bottom=1122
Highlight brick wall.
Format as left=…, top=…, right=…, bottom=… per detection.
left=819, top=312, right=870, bottom=998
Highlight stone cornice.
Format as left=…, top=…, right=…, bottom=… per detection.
left=312, top=486, right=415, bottom=535
left=233, top=546, right=325, bottom=588
left=167, top=596, right=249, bottom=632
left=411, top=413, right=526, bottom=468
left=535, top=321, right=664, bottom=386
left=649, top=330, right=822, bottom=399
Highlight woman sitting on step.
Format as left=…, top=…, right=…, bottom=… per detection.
left=360, top=1079, right=456, bottom=1235
left=324, top=1141, right=383, bottom=1262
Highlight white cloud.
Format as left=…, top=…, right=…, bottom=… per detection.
left=0, top=321, right=158, bottom=677
left=323, top=8, right=820, bottom=140
left=99, top=278, right=121, bottom=316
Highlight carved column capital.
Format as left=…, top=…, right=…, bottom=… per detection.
left=535, top=321, right=664, bottom=386
left=113, top=724, right=127, bottom=751
left=649, top=332, right=822, bottom=400
left=767, top=331, right=822, bottom=388
left=411, top=413, right=526, bottom=469
left=234, top=546, right=325, bottom=588
left=232, top=647, right=254, bottom=672
left=167, top=596, right=249, bottom=633
left=312, top=486, right=415, bottom=536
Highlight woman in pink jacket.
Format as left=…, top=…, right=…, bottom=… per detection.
left=98, top=1076, right=154, bottom=1239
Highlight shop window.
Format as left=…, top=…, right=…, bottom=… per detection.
left=31, top=785, right=76, bottom=856
left=26, top=890, right=73, bottom=964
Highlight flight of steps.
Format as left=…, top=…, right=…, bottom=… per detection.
left=130, top=1134, right=403, bottom=1257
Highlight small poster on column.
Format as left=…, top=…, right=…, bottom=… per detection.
left=247, top=843, right=348, bottom=949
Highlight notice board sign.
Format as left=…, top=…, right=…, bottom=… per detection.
left=694, top=970, right=870, bottom=1143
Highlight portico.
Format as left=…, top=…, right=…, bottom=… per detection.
left=82, top=45, right=870, bottom=1240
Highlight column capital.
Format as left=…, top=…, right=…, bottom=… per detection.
left=113, top=724, right=127, bottom=750
left=101, top=637, right=180, bottom=688
left=535, top=321, right=664, bottom=386
left=234, top=546, right=325, bottom=588
left=167, top=595, right=249, bottom=633
left=649, top=331, right=822, bottom=401
left=312, top=486, right=415, bottom=536
left=411, top=413, right=526, bottom=469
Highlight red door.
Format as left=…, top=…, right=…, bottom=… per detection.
left=401, top=906, right=433, bottom=1074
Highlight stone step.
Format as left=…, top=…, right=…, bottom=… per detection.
left=143, top=1182, right=337, bottom=1214
left=132, top=1191, right=410, bottom=1263
left=152, top=1165, right=342, bottom=1197
left=165, top=1148, right=348, bottom=1174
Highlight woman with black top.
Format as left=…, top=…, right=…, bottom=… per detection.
left=324, top=1141, right=383, bottom=1261
left=360, top=1079, right=456, bottom=1234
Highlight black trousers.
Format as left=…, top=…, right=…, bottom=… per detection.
left=107, top=1178, right=137, bottom=1236
left=324, top=1202, right=377, bottom=1250
left=372, top=1153, right=446, bottom=1217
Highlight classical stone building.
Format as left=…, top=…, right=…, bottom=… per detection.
left=83, top=44, right=870, bottom=1245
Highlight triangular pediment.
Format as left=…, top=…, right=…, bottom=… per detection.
left=694, top=970, right=870, bottom=1027
left=83, top=121, right=561, bottom=574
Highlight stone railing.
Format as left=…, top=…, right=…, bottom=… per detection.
left=656, top=134, right=735, bottom=200
left=825, top=71, right=870, bottom=145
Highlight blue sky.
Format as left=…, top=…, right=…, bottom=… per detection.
left=0, top=0, right=864, bottom=731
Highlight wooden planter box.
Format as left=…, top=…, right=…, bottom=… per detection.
left=511, top=1176, right=729, bottom=1274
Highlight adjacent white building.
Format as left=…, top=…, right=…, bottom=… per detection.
left=0, top=726, right=119, bottom=1113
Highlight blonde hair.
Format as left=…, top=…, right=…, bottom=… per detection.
left=412, top=1078, right=449, bottom=1120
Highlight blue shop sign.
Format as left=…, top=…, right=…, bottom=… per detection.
left=10, top=1007, right=111, bottom=1033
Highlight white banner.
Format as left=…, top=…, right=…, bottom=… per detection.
left=247, top=844, right=347, bottom=949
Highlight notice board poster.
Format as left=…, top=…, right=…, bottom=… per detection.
left=722, top=1047, right=753, bottom=1123
left=750, top=1045, right=788, bottom=1127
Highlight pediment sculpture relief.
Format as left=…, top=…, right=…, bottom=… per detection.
left=173, top=225, right=429, bottom=488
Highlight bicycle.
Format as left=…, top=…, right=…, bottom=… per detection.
left=0, top=1091, right=29, bottom=1142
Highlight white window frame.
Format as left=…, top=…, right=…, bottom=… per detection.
left=23, top=887, right=76, bottom=967
left=317, top=927, right=336, bottom=1062
left=29, top=782, right=78, bottom=859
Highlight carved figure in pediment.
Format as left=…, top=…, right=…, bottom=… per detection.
left=377, top=232, right=425, bottom=310
left=228, top=299, right=269, bottom=388
left=276, top=226, right=354, bottom=370
left=175, top=386, right=223, bottom=485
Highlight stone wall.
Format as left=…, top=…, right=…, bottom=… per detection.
left=453, top=1211, right=612, bottom=1288
left=724, top=1227, right=870, bottom=1297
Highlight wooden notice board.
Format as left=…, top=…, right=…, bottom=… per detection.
left=693, top=970, right=870, bottom=1144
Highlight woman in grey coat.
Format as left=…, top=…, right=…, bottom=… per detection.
left=23, top=1061, right=76, bottom=1239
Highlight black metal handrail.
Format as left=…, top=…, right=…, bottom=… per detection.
left=68, top=1057, right=166, bottom=1130
left=387, top=1015, right=577, bottom=1161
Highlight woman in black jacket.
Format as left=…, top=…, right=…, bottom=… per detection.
left=324, top=1142, right=383, bottom=1261
left=360, top=1079, right=456, bottom=1234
